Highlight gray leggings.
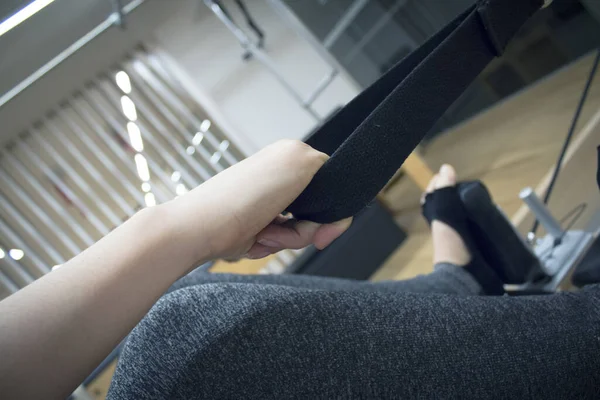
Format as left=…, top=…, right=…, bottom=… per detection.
left=108, top=265, right=600, bottom=399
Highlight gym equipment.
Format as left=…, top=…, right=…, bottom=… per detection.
left=212, top=0, right=266, bottom=61
left=281, top=0, right=600, bottom=292
left=287, top=0, right=550, bottom=223
left=284, top=0, right=600, bottom=293
left=443, top=47, right=600, bottom=292
left=458, top=181, right=596, bottom=293
left=422, top=184, right=506, bottom=295
left=518, top=188, right=595, bottom=292
left=206, top=0, right=600, bottom=292
left=458, top=182, right=542, bottom=285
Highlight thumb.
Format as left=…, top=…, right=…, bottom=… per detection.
left=313, top=217, right=353, bottom=250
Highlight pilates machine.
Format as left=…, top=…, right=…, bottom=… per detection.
left=517, top=188, right=597, bottom=293
left=205, top=0, right=600, bottom=293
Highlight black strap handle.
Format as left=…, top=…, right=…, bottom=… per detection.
left=287, top=0, right=544, bottom=223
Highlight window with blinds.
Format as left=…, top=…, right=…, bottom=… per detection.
left=0, top=46, right=250, bottom=298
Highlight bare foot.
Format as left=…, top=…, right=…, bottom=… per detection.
left=424, top=164, right=471, bottom=266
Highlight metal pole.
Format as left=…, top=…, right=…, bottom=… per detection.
left=520, top=187, right=564, bottom=239
left=205, top=0, right=321, bottom=121
left=0, top=217, right=50, bottom=277
left=303, top=69, right=338, bottom=107
left=0, top=190, right=66, bottom=265
left=322, top=0, right=369, bottom=49
left=0, top=0, right=146, bottom=108
left=343, top=0, right=415, bottom=65
left=266, top=0, right=361, bottom=91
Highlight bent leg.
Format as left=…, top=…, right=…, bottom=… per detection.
left=109, top=283, right=600, bottom=399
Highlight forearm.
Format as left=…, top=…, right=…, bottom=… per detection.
left=0, top=204, right=206, bottom=399
left=0, top=140, right=334, bottom=399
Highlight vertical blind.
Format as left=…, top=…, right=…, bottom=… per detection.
left=0, top=46, right=252, bottom=299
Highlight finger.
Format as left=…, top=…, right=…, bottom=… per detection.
left=313, top=217, right=353, bottom=250
left=246, top=243, right=281, bottom=260
left=256, top=220, right=321, bottom=250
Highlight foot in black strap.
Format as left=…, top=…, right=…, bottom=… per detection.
left=422, top=165, right=504, bottom=295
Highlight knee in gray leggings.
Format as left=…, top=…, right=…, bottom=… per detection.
left=109, top=284, right=600, bottom=399
left=109, top=283, right=329, bottom=399
left=109, top=283, right=409, bottom=399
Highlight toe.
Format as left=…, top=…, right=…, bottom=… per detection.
left=435, top=164, right=456, bottom=189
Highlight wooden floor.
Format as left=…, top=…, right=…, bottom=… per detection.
left=372, top=53, right=600, bottom=282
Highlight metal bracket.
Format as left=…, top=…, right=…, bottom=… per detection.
left=515, top=186, right=595, bottom=292
left=510, top=230, right=595, bottom=293
left=204, top=0, right=341, bottom=122
left=110, top=0, right=126, bottom=29
left=520, top=187, right=564, bottom=240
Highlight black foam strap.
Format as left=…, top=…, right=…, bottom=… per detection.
left=287, top=0, right=543, bottom=223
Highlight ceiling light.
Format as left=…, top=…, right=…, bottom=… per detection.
left=115, top=71, right=132, bottom=94
left=127, top=122, right=144, bottom=152
left=192, top=132, right=204, bottom=146
left=199, top=119, right=211, bottom=132
left=210, top=152, right=222, bottom=164
left=0, top=0, right=55, bottom=38
left=186, top=146, right=195, bottom=155
left=52, top=265, right=61, bottom=271
left=144, top=192, right=156, bottom=207
left=134, top=153, right=150, bottom=181
left=0, top=248, right=5, bottom=259
left=175, top=183, right=188, bottom=196
left=9, top=248, right=24, bottom=261
left=171, top=171, right=181, bottom=182
left=219, top=140, right=230, bottom=152
left=120, top=96, right=137, bottom=121
left=141, top=182, right=151, bottom=193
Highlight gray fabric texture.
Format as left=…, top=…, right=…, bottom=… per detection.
left=108, top=267, right=600, bottom=399
left=169, top=262, right=482, bottom=295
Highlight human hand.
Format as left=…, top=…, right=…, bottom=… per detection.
left=163, top=140, right=352, bottom=264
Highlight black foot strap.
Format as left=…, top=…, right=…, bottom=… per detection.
left=287, top=0, right=544, bottom=223
left=423, top=187, right=504, bottom=295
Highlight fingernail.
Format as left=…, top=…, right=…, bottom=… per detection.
left=258, top=238, right=280, bottom=247
left=247, top=249, right=271, bottom=259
